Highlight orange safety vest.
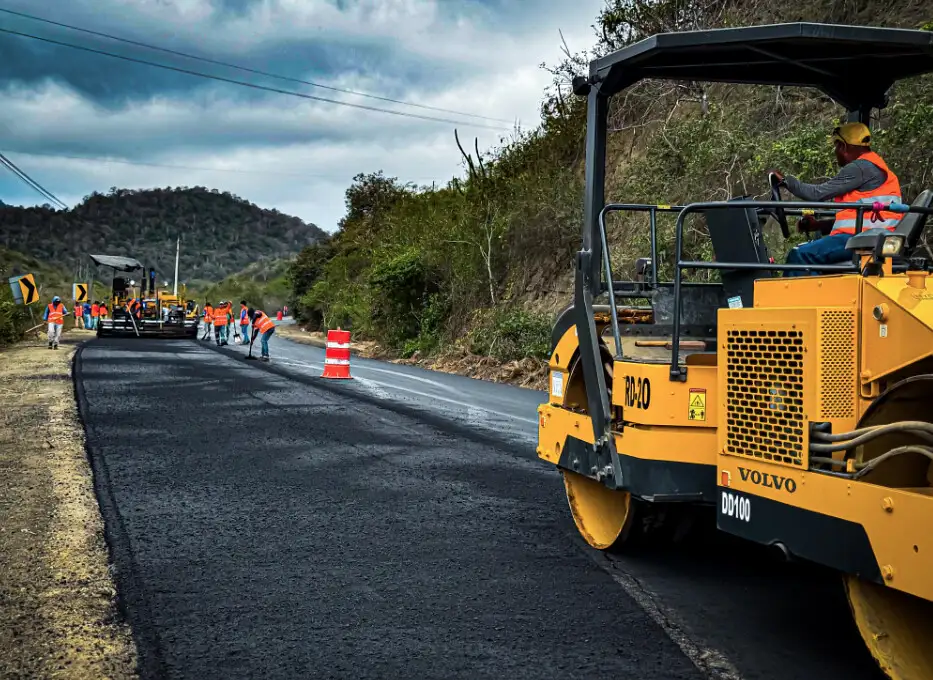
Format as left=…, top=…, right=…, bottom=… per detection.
left=240, top=305, right=250, bottom=325
left=832, top=151, right=903, bottom=235
left=47, top=302, right=65, bottom=325
left=253, top=312, right=275, bottom=334
left=91, top=303, right=99, bottom=317
left=214, top=306, right=229, bottom=326
left=99, top=305, right=108, bottom=317
left=203, top=305, right=213, bottom=322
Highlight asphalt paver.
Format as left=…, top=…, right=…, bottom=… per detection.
left=77, top=339, right=702, bottom=680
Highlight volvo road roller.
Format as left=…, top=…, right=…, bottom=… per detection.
left=537, top=23, right=933, bottom=679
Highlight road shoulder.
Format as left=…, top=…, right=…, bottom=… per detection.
left=0, top=332, right=137, bottom=679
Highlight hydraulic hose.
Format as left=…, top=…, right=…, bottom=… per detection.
left=808, top=421, right=933, bottom=453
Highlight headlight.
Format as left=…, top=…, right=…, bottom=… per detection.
left=881, top=234, right=905, bottom=257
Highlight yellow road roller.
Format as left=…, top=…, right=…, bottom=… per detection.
left=537, top=23, right=933, bottom=679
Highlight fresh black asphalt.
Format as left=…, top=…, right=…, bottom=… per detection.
left=76, top=339, right=701, bottom=680
left=76, top=337, right=884, bottom=680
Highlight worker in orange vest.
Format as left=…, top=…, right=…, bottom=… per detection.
left=251, top=308, right=276, bottom=361
left=213, top=300, right=230, bottom=345
left=90, top=301, right=100, bottom=330
left=43, top=295, right=68, bottom=349
left=238, top=300, right=250, bottom=344
left=98, top=302, right=108, bottom=319
left=201, top=302, right=214, bottom=341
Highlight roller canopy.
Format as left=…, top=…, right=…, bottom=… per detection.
left=591, top=22, right=933, bottom=110
left=89, top=254, right=144, bottom=272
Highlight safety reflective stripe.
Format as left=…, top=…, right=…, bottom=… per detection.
left=832, top=218, right=901, bottom=230
left=848, top=195, right=902, bottom=205
left=326, top=342, right=351, bottom=349
left=324, top=358, right=350, bottom=365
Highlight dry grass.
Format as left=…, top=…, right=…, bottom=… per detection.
left=0, top=330, right=137, bottom=679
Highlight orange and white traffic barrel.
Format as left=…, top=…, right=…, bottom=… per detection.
left=322, top=329, right=352, bottom=379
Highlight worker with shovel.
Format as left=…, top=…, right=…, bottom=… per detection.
left=251, top=308, right=276, bottom=362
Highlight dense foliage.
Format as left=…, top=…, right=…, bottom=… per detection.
left=0, top=187, right=325, bottom=283
left=289, top=1, right=933, bottom=361
left=199, top=257, right=292, bottom=315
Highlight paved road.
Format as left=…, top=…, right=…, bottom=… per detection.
left=76, top=335, right=883, bottom=680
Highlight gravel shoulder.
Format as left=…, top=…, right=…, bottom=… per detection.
left=0, top=330, right=137, bottom=679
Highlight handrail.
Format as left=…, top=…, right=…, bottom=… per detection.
left=668, top=199, right=933, bottom=381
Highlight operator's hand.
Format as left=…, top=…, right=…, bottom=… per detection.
left=797, top=215, right=818, bottom=233
left=769, top=170, right=785, bottom=184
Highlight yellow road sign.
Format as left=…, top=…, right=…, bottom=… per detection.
left=688, top=388, right=706, bottom=421
left=18, top=273, right=38, bottom=305
left=74, top=282, right=88, bottom=303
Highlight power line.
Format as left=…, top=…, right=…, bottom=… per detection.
left=0, top=26, right=512, bottom=131
left=0, top=148, right=450, bottom=182
left=0, top=6, right=514, bottom=125
left=0, top=151, right=67, bottom=208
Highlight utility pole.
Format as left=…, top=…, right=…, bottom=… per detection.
left=173, top=236, right=180, bottom=296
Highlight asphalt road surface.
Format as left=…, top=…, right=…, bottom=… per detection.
left=75, top=333, right=884, bottom=680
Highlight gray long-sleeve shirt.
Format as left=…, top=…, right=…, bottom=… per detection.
left=784, top=158, right=887, bottom=202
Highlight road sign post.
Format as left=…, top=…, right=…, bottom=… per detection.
left=8, top=273, right=38, bottom=305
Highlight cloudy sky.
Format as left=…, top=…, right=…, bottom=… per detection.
left=0, top=0, right=605, bottom=231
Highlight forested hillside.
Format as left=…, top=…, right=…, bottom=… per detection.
left=0, top=187, right=326, bottom=282
left=288, top=0, right=933, bottom=363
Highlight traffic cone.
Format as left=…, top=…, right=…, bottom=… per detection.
left=322, top=328, right=352, bottom=379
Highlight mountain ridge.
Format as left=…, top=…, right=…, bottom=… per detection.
left=0, top=186, right=326, bottom=282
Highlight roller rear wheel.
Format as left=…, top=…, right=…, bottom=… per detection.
left=846, top=576, right=933, bottom=680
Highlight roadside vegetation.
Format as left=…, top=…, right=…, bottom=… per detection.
left=288, top=1, right=933, bottom=365
left=196, top=257, right=292, bottom=314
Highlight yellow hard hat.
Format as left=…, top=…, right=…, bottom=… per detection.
left=832, top=122, right=871, bottom=146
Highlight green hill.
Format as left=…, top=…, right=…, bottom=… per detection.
left=0, top=187, right=326, bottom=283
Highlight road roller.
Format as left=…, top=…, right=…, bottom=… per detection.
left=537, top=23, right=933, bottom=679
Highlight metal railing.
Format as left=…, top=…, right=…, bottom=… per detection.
left=594, top=198, right=932, bottom=380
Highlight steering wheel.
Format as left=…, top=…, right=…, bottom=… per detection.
left=769, top=173, right=790, bottom=239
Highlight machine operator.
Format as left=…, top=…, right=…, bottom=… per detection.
left=771, top=122, right=903, bottom=275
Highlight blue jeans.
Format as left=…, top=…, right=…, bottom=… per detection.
left=784, top=233, right=852, bottom=276
left=260, top=328, right=275, bottom=357
left=241, top=325, right=250, bottom=343
left=216, top=325, right=227, bottom=344
left=84, top=314, right=92, bottom=329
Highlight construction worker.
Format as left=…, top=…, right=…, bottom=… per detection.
left=772, top=122, right=903, bottom=275
left=201, top=302, right=214, bottom=341
left=251, top=308, right=276, bottom=362
left=213, top=300, right=230, bottom=345
left=99, top=301, right=108, bottom=320
left=89, top=300, right=98, bottom=329
left=74, top=302, right=84, bottom=329
left=43, top=295, right=68, bottom=349
left=239, top=300, right=250, bottom=344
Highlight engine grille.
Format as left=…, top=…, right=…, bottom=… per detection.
left=725, top=328, right=806, bottom=466
left=819, top=310, right=857, bottom=420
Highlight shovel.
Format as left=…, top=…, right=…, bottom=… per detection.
left=244, top=333, right=259, bottom=361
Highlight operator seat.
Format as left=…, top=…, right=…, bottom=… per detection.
left=704, top=200, right=773, bottom=308
left=895, top=189, right=933, bottom=253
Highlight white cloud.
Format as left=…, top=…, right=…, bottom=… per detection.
left=0, top=0, right=605, bottom=232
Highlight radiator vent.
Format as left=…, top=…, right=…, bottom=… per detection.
left=725, top=328, right=805, bottom=467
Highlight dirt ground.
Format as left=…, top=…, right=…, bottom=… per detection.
left=0, top=329, right=137, bottom=679
left=275, top=325, right=548, bottom=391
